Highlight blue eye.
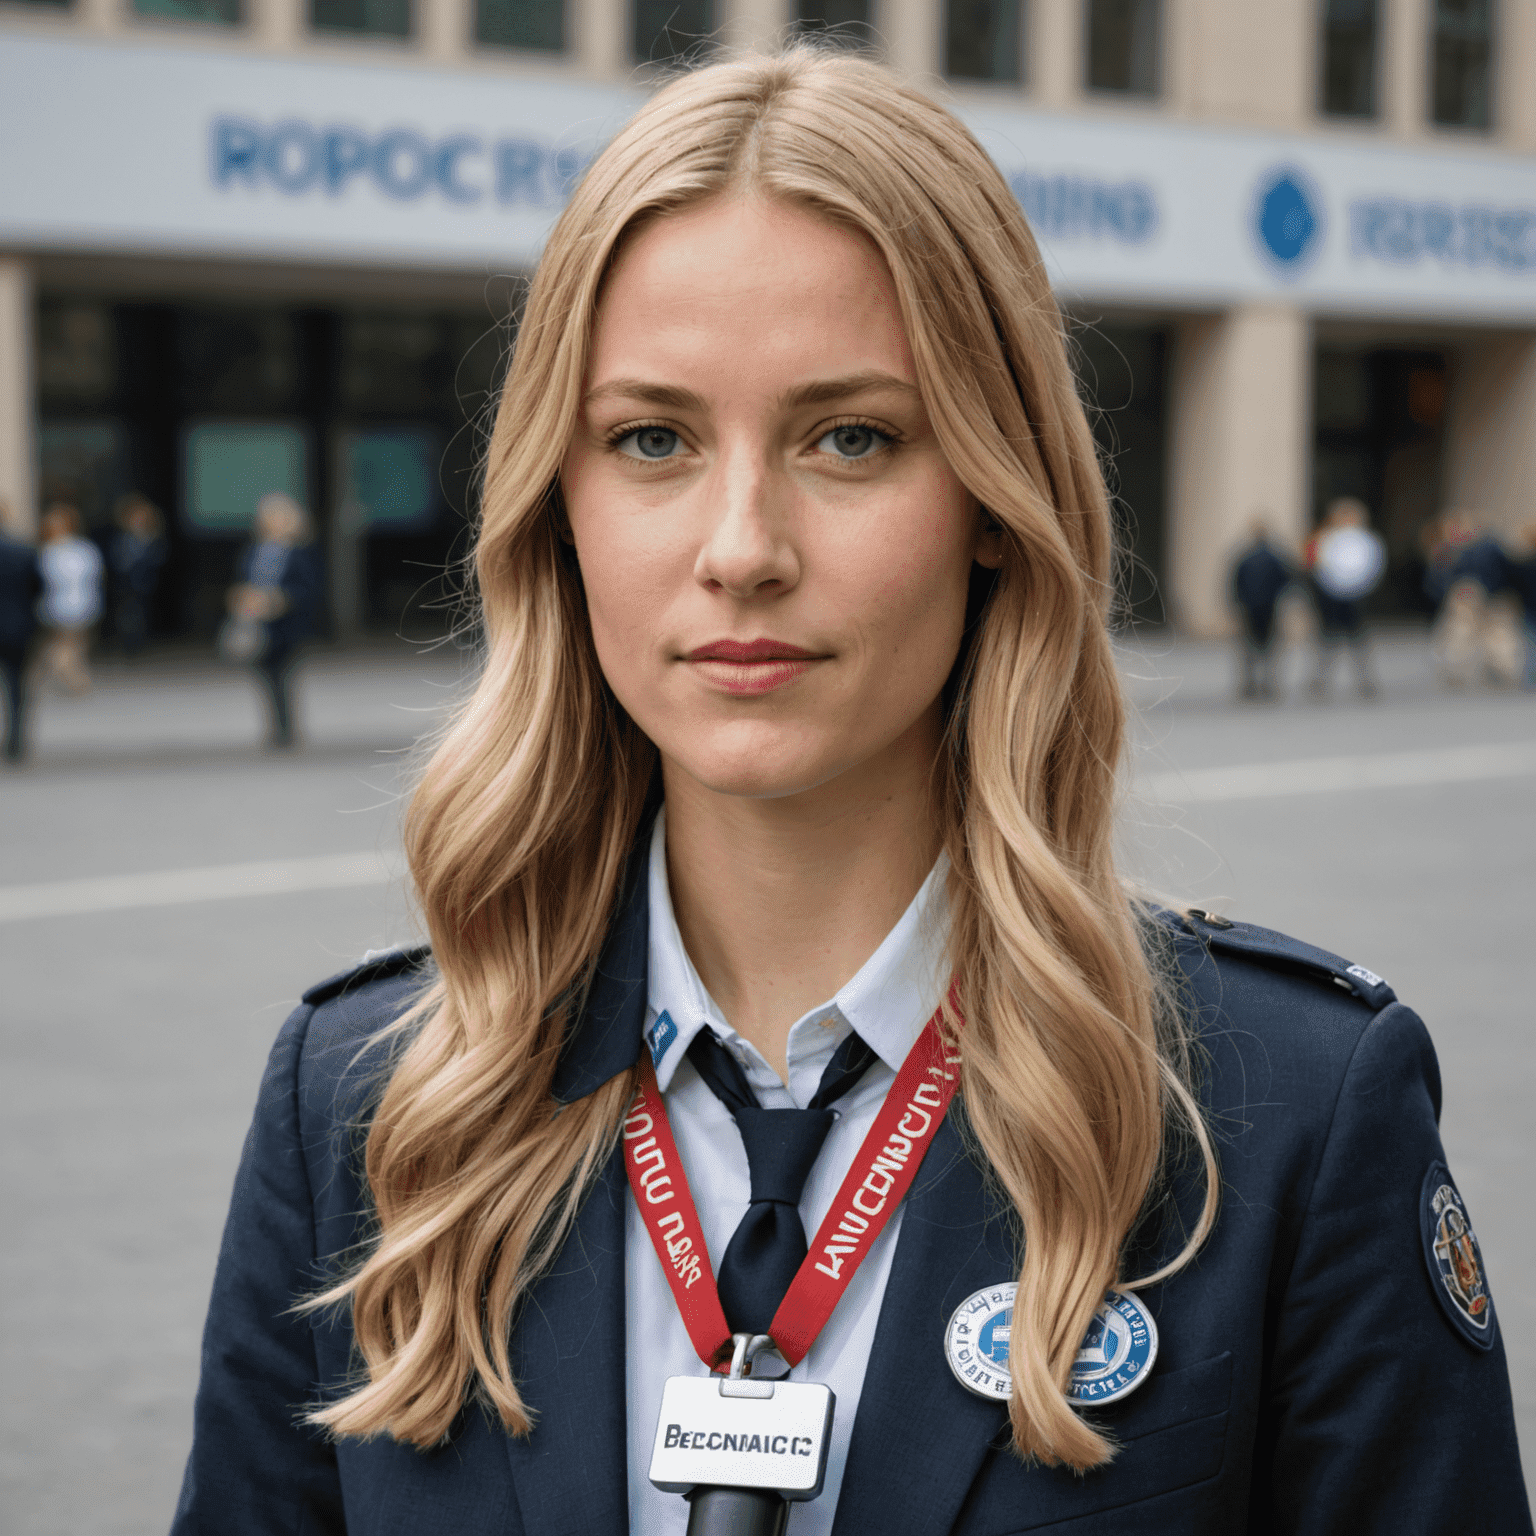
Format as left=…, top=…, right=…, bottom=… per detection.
left=816, top=424, right=890, bottom=460
left=617, top=427, right=683, bottom=460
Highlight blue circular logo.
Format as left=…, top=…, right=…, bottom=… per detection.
left=1066, top=1290, right=1159, bottom=1406
left=946, top=1284, right=1016, bottom=1400
left=946, top=1285, right=1159, bottom=1405
left=1253, top=164, right=1325, bottom=275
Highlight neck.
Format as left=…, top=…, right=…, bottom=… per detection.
left=661, top=714, right=944, bottom=1080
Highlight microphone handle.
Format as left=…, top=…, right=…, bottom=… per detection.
left=685, top=1486, right=789, bottom=1536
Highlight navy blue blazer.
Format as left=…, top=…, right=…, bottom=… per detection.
left=173, top=863, right=1531, bottom=1534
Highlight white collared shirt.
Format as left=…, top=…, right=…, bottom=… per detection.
left=625, top=809, right=950, bottom=1536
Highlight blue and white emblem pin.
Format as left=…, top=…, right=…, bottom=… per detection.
left=945, top=1284, right=1017, bottom=1400
left=1066, top=1290, right=1159, bottom=1406
left=646, top=1010, right=678, bottom=1066
left=946, top=1285, right=1158, bottom=1406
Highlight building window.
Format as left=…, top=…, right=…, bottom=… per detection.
left=1318, top=0, right=1377, bottom=118
left=1431, top=0, right=1494, bottom=130
left=946, top=0, right=1023, bottom=83
left=136, top=0, right=241, bottom=19
left=632, top=0, right=713, bottom=62
left=476, top=0, right=562, bottom=50
left=1085, top=0, right=1160, bottom=96
left=310, top=0, right=411, bottom=39
left=793, top=0, right=874, bottom=49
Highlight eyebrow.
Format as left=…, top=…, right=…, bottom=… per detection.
left=584, top=379, right=705, bottom=412
left=582, top=370, right=921, bottom=413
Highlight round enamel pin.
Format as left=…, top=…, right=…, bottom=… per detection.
left=1065, top=1289, right=1159, bottom=1406
left=945, top=1283, right=1018, bottom=1400
left=1421, top=1162, right=1495, bottom=1350
left=945, top=1285, right=1158, bottom=1405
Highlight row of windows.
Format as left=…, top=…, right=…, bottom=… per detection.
left=1322, top=0, right=1494, bottom=131
left=3, top=0, right=1500, bottom=131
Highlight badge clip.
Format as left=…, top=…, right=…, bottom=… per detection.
left=650, top=1332, right=836, bottom=1534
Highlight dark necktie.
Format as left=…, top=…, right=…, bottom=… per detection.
left=686, top=1026, right=878, bottom=1335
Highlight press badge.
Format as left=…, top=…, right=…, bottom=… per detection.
left=648, top=1375, right=836, bottom=1500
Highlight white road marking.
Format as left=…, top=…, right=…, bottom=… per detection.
left=0, top=851, right=394, bottom=925
left=1140, top=740, right=1536, bottom=805
left=5, top=741, right=1532, bottom=921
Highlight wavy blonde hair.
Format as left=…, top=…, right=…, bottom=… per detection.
left=309, top=46, right=1217, bottom=1471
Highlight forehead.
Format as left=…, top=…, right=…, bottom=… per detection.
left=588, top=196, right=916, bottom=390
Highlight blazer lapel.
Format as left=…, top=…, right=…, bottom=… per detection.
left=506, top=820, right=657, bottom=1534
left=504, top=1144, right=630, bottom=1535
left=833, top=1112, right=1016, bottom=1536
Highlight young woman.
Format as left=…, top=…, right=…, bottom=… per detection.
left=173, top=50, right=1529, bottom=1535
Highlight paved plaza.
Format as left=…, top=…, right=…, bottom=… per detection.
left=2, top=632, right=1533, bottom=1532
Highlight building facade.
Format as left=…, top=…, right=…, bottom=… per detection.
left=0, top=0, right=1531, bottom=636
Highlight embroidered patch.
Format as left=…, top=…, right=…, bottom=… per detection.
left=1421, top=1162, right=1495, bottom=1350
left=646, top=1010, right=678, bottom=1067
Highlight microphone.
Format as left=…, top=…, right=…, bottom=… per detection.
left=685, top=1485, right=788, bottom=1536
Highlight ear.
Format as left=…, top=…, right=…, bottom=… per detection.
left=549, top=481, right=577, bottom=547
left=973, top=507, right=1004, bottom=570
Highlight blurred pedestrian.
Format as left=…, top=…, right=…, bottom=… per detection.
left=1508, top=521, right=1536, bottom=691
left=110, top=493, right=168, bottom=657
left=35, top=501, right=104, bottom=696
left=1432, top=516, right=1525, bottom=688
left=1421, top=509, right=1478, bottom=615
left=1307, top=496, right=1384, bottom=700
left=0, top=499, right=41, bottom=762
left=225, top=493, right=321, bottom=748
left=1229, top=516, right=1293, bottom=701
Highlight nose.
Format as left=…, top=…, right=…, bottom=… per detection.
left=692, top=446, right=800, bottom=600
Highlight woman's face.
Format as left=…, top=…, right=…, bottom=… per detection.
left=562, top=196, right=997, bottom=804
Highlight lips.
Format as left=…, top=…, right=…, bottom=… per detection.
left=684, top=638, right=825, bottom=696
left=685, top=639, right=820, bottom=663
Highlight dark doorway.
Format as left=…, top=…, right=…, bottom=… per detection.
left=1072, top=321, right=1171, bottom=626
left=1313, top=343, right=1449, bottom=614
left=36, top=293, right=508, bottom=646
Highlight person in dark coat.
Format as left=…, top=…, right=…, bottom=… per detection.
left=227, top=493, right=322, bottom=748
left=1228, top=517, right=1292, bottom=700
left=110, top=493, right=169, bottom=657
left=172, top=50, right=1529, bottom=1536
left=0, top=499, right=41, bottom=762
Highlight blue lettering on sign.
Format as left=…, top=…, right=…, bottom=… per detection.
left=212, top=117, right=263, bottom=187
left=1008, top=171, right=1158, bottom=245
left=435, top=135, right=484, bottom=204
left=1350, top=198, right=1536, bottom=274
left=209, top=115, right=594, bottom=208
left=496, top=138, right=546, bottom=205
left=324, top=126, right=371, bottom=194
left=264, top=119, right=321, bottom=193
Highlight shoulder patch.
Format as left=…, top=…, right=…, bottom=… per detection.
left=301, top=943, right=432, bottom=1007
left=1172, top=909, right=1397, bottom=1009
left=1420, top=1162, right=1496, bottom=1350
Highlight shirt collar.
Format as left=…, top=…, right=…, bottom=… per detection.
left=643, top=806, right=951, bottom=1091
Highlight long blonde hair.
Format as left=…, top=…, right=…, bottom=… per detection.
left=310, top=46, right=1217, bottom=1471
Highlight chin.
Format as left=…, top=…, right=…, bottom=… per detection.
left=660, top=724, right=851, bottom=802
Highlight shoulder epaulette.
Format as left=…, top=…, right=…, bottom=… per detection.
left=1164, top=908, right=1397, bottom=1010
left=301, top=943, right=433, bottom=1007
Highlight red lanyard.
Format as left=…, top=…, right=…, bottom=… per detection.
left=622, top=993, right=963, bottom=1372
